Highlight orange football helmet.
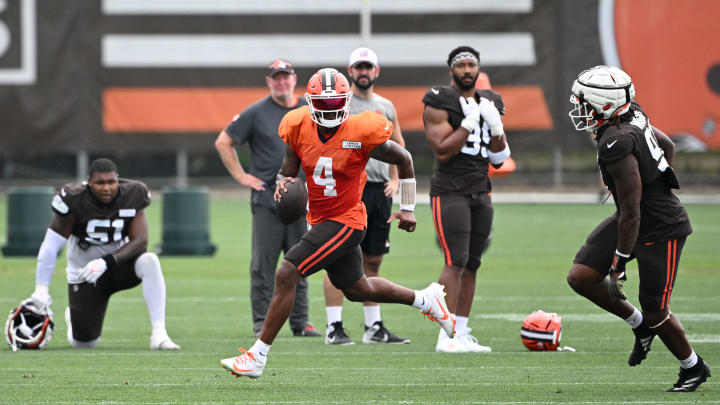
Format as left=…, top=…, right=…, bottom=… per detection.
left=305, top=68, right=352, bottom=128
left=521, top=310, right=562, bottom=351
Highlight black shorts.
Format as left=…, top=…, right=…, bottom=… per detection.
left=431, top=193, right=493, bottom=271
left=284, top=220, right=366, bottom=289
left=574, top=214, right=687, bottom=312
left=361, top=182, right=392, bottom=256
left=67, top=256, right=142, bottom=342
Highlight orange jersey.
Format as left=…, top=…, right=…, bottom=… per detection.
left=279, top=105, right=392, bottom=229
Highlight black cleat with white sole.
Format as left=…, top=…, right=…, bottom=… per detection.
left=667, top=357, right=711, bottom=392
left=362, top=321, right=410, bottom=344
left=325, top=321, right=354, bottom=345
left=628, top=323, right=655, bottom=366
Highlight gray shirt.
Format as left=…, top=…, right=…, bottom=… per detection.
left=225, top=95, right=307, bottom=208
left=348, top=93, right=398, bottom=183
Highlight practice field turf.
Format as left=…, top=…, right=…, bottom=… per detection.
left=0, top=196, right=718, bottom=404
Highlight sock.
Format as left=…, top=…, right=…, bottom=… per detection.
left=412, top=291, right=428, bottom=312
left=151, top=320, right=167, bottom=336
left=680, top=350, right=698, bottom=369
left=326, top=306, right=343, bottom=326
left=250, top=339, right=271, bottom=362
left=624, top=308, right=643, bottom=329
left=364, top=305, right=381, bottom=327
left=455, top=316, right=469, bottom=334
left=134, top=253, right=166, bottom=324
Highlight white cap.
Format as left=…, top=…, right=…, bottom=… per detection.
left=348, top=47, right=378, bottom=67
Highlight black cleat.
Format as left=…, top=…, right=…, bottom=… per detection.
left=292, top=323, right=322, bottom=337
left=325, top=321, right=354, bottom=345
left=667, top=357, right=711, bottom=392
left=362, top=321, right=411, bottom=344
left=628, top=323, right=655, bottom=366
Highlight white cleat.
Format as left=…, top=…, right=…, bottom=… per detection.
left=436, top=337, right=470, bottom=353
left=419, top=282, right=455, bottom=338
left=150, top=333, right=181, bottom=350
left=457, top=330, right=492, bottom=353
left=220, top=349, right=266, bottom=379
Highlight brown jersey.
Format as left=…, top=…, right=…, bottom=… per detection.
left=596, top=103, right=692, bottom=242
left=51, top=178, right=151, bottom=248
left=423, top=85, right=505, bottom=196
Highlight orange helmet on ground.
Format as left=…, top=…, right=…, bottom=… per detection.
left=521, top=310, right=562, bottom=351
left=305, top=68, right=352, bottom=128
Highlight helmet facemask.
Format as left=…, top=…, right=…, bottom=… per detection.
left=5, top=303, right=54, bottom=351
left=569, top=93, right=605, bottom=132
left=306, top=92, right=352, bottom=128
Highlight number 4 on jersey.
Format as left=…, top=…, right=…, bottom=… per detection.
left=313, top=157, right=337, bottom=196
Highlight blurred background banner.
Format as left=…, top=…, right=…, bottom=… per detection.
left=1, top=0, right=719, bottom=186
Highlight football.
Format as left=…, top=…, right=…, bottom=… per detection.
left=275, top=179, right=307, bottom=225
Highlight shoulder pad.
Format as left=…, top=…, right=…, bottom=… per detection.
left=348, top=112, right=392, bottom=150
left=278, top=106, right=310, bottom=144
left=52, top=182, right=85, bottom=215
left=423, top=85, right=462, bottom=113
left=598, top=129, right=634, bottom=164
left=119, top=179, right=151, bottom=210
left=477, top=89, right=506, bottom=115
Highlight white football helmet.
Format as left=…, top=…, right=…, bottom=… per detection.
left=5, top=301, right=54, bottom=351
left=569, top=65, right=635, bottom=132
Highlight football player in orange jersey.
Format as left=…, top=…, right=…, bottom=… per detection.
left=220, top=68, right=456, bottom=379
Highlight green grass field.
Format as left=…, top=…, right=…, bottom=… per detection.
left=0, top=197, right=718, bottom=404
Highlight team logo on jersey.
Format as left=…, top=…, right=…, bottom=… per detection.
left=341, top=141, right=362, bottom=149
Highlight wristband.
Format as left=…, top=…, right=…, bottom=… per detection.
left=488, top=143, right=511, bottom=165
left=102, top=254, right=118, bottom=270
left=610, top=249, right=630, bottom=275
left=399, top=178, right=416, bottom=212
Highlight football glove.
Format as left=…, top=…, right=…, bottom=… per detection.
left=79, top=257, right=109, bottom=285
left=459, top=96, right=480, bottom=133
left=607, top=250, right=630, bottom=301
left=29, top=286, right=52, bottom=315
left=478, top=97, right=504, bottom=136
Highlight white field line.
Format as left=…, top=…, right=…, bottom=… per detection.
left=8, top=402, right=720, bottom=405
left=9, top=402, right=720, bottom=405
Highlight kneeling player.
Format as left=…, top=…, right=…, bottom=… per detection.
left=25, top=158, right=180, bottom=350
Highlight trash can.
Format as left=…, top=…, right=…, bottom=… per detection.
left=2, top=187, right=54, bottom=256
left=157, top=187, right=216, bottom=256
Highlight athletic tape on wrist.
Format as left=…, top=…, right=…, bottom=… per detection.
left=488, top=143, right=511, bottom=165
left=399, top=178, right=416, bottom=211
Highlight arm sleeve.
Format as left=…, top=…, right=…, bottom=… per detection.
left=35, top=228, right=68, bottom=286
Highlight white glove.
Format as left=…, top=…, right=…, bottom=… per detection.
left=478, top=97, right=504, bottom=136
left=459, top=96, right=480, bottom=133
left=79, top=258, right=108, bottom=285
left=29, top=285, right=52, bottom=315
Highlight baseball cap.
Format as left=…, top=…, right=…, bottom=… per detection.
left=348, top=47, right=378, bottom=67
left=267, top=59, right=295, bottom=77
